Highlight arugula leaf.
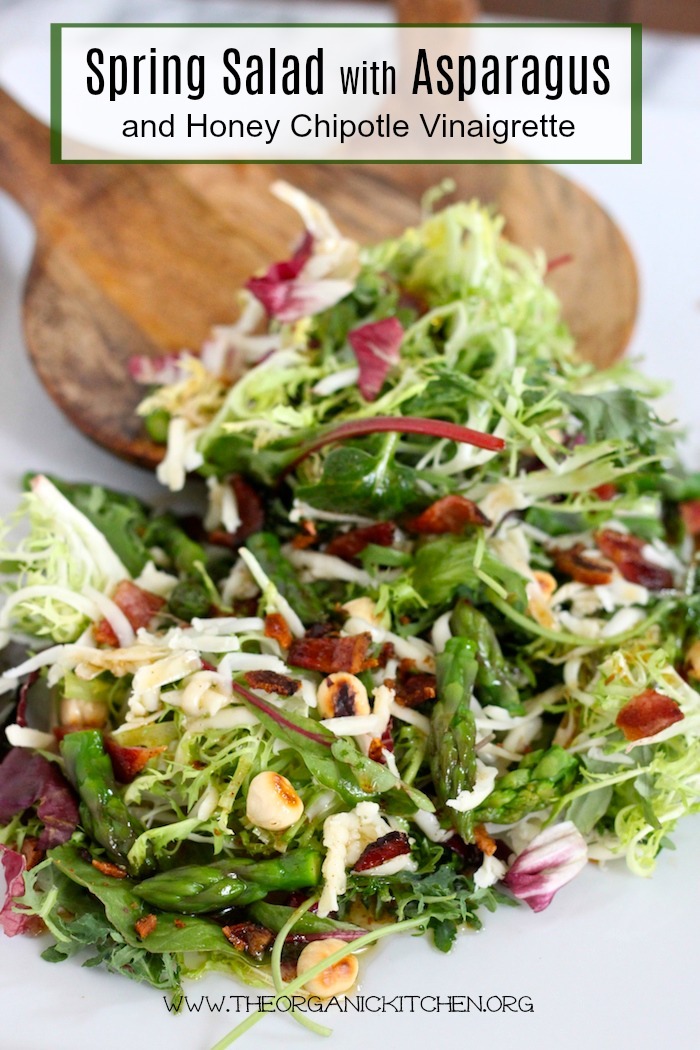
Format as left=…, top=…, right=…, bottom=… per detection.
left=342, top=859, right=504, bottom=953
left=412, top=536, right=528, bottom=609
left=295, top=446, right=422, bottom=519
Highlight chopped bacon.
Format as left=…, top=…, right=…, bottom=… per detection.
left=680, top=500, right=700, bottom=536
left=595, top=529, right=675, bottom=590
left=91, top=858, right=128, bottom=879
left=405, top=495, right=490, bottom=535
left=19, top=836, right=43, bottom=872
left=550, top=543, right=614, bottom=587
left=326, top=522, right=395, bottom=563
left=243, top=669, right=301, bottom=697
left=348, top=317, right=403, bottom=401
left=368, top=718, right=394, bottom=763
left=615, top=688, right=684, bottom=741
left=103, top=736, right=167, bottom=783
left=377, top=642, right=395, bottom=668
left=264, top=612, right=293, bottom=651
left=291, top=520, right=318, bottom=550
left=394, top=660, right=437, bottom=708
left=135, top=914, right=158, bottom=939
left=288, top=633, right=374, bottom=674
left=94, top=581, right=165, bottom=647
left=473, top=824, right=497, bottom=857
left=208, top=475, right=265, bottom=549
left=222, top=921, right=274, bottom=960
left=353, top=831, right=411, bottom=872
left=305, top=622, right=340, bottom=639
left=593, top=482, right=618, bottom=501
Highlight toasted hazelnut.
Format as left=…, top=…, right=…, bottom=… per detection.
left=60, top=697, right=108, bottom=729
left=296, top=938, right=359, bottom=997
left=342, top=597, right=382, bottom=628
left=317, top=672, right=370, bottom=719
left=245, top=771, right=304, bottom=831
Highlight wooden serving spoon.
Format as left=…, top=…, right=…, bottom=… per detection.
left=0, top=1, right=637, bottom=469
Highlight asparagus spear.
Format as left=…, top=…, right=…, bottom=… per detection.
left=245, top=532, right=324, bottom=625
left=134, top=848, right=322, bottom=914
left=60, top=730, right=155, bottom=876
left=473, top=746, right=579, bottom=824
left=429, top=636, right=478, bottom=844
left=450, top=601, right=523, bottom=714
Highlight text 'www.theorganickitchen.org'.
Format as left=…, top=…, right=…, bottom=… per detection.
left=163, top=993, right=535, bottom=1015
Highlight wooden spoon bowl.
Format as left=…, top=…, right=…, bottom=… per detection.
left=0, top=8, right=637, bottom=469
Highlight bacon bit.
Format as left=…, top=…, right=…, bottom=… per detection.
left=291, top=520, right=318, bottom=550
left=595, top=529, right=674, bottom=590
left=19, top=837, right=44, bottom=872
left=348, top=317, right=403, bottom=401
left=368, top=718, right=395, bottom=763
left=405, top=495, right=490, bottom=534
left=473, top=824, right=497, bottom=857
left=222, top=922, right=274, bottom=961
left=615, top=689, right=684, bottom=741
left=288, top=633, right=374, bottom=675
left=135, top=914, right=158, bottom=940
left=280, top=956, right=299, bottom=982
left=680, top=500, right=700, bottom=536
left=394, top=660, right=437, bottom=708
left=326, top=522, right=395, bottom=563
left=208, top=475, right=265, bottom=549
left=367, top=738, right=385, bottom=763
left=377, top=642, right=395, bottom=668
left=104, top=737, right=167, bottom=784
left=593, top=482, right=618, bottom=501
left=94, top=581, right=165, bottom=647
left=91, top=858, right=128, bottom=879
left=353, top=831, right=411, bottom=872
left=445, top=836, right=483, bottom=872
left=173, top=918, right=186, bottom=929
left=243, top=669, right=301, bottom=697
left=305, top=622, right=340, bottom=639
left=550, top=543, right=614, bottom=587
left=264, top=612, right=293, bottom=651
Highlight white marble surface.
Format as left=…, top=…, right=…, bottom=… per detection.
left=0, top=5, right=699, bottom=1050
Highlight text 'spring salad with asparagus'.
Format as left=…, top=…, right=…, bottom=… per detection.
left=1, top=181, right=700, bottom=1046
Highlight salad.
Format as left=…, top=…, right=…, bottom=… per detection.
left=1, top=181, right=700, bottom=1047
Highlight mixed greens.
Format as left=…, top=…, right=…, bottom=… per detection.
left=1, top=181, right=700, bottom=1044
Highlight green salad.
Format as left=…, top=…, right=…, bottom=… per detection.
left=1, top=181, right=700, bottom=1046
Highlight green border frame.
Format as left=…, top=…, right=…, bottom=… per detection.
left=50, top=22, right=642, bottom=164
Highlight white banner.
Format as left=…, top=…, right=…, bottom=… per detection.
left=53, top=23, right=639, bottom=162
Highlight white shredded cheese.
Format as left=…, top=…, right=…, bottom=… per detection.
left=156, top=418, right=205, bottom=492
left=473, top=853, right=508, bottom=889
left=5, top=725, right=56, bottom=750
left=204, top=477, right=241, bottom=535
left=286, top=548, right=373, bottom=587
left=446, top=759, right=498, bottom=813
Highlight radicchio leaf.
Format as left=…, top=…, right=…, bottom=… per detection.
left=0, top=748, right=79, bottom=849
left=348, top=317, right=404, bottom=401
left=128, top=352, right=187, bottom=386
left=503, top=821, right=588, bottom=912
left=0, top=845, right=33, bottom=937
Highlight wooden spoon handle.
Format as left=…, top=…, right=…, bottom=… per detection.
left=0, top=88, right=58, bottom=219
